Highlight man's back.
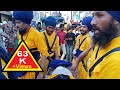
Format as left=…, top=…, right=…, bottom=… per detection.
left=57, top=31, right=66, bottom=44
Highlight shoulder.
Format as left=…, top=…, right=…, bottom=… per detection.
left=105, top=51, right=120, bottom=63
left=29, top=27, right=41, bottom=35
left=99, top=51, right=120, bottom=70
left=77, top=35, right=81, bottom=38
left=86, top=36, right=92, bottom=41
left=30, top=28, right=44, bottom=38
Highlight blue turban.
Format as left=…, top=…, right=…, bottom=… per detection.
left=76, top=23, right=81, bottom=26
left=45, top=16, right=57, bottom=27
left=82, top=16, right=93, bottom=31
left=106, top=11, right=120, bottom=23
left=13, top=11, right=33, bottom=25
left=68, top=25, right=75, bottom=30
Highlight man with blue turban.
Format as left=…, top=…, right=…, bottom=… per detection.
left=13, top=11, right=49, bottom=79
left=87, top=11, right=120, bottom=79
left=36, top=16, right=60, bottom=78
left=72, top=16, right=93, bottom=79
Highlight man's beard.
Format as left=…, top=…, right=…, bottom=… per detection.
left=92, top=23, right=118, bottom=47
left=19, top=28, right=27, bottom=36
left=81, top=32, right=86, bottom=35
left=46, top=29, right=53, bottom=35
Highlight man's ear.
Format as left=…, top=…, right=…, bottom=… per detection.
left=25, top=23, right=29, bottom=27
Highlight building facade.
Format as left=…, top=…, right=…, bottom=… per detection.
left=0, top=11, right=12, bottom=23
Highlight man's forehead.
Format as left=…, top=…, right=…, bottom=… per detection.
left=15, top=20, right=22, bottom=23
left=47, top=26, right=55, bottom=28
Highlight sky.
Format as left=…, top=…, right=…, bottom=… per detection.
left=11, top=11, right=91, bottom=22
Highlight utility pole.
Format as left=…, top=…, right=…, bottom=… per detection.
left=58, top=11, right=61, bottom=17
left=50, top=11, right=51, bottom=16
left=78, top=11, right=80, bottom=22
left=45, top=11, right=46, bottom=17
left=71, top=11, right=72, bottom=20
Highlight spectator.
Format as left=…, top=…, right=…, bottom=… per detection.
left=65, top=25, right=75, bottom=62
left=7, top=30, right=16, bottom=57
left=57, top=24, right=66, bottom=60
left=36, top=22, right=44, bottom=32
left=0, top=23, right=9, bottom=52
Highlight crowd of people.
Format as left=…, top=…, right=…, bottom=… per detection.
left=0, top=21, right=18, bottom=57
left=0, top=11, right=120, bottom=79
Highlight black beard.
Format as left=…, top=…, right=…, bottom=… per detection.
left=19, top=28, right=27, bottom=36
left=92, top=23, right=118, bottom=47
left=81, top=32, right=87, bottom=35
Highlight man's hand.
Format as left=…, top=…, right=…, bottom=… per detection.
left=68, top=65, right=77, bottom=78
left=54, top=49, right=60, bottom=60
left=47, top=56, right=52, bottom=62
left=69, top=38, right=73, bottom=40
left=69, top=63, right=77, bottom=72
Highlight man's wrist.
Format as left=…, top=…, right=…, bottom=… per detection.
left=47, top=56, right=52, bottom=61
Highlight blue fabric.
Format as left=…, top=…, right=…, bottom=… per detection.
left=0, top=46, right=9, bottom=63
left=0, top=60, right=7, bottom=79
left=45, top=16, right=57, bottom=27
left=35, top=72, right=39, bottom=79
left=0, top=46, right=19, bottom=79
left=0, top=73, right=7, bottom=79
left=33, top=51, right=41, bottom=79
left=75, top=49, right=83, bottom=57
left=31, top=21, right=36, bottom=27
left=76, top=23, right=80, bottom=26
left=31, top=51, right=40, bottom=62
left=15, top=72, right=26, bottom=77
left=7, top=72, right=20, bottom=79
left=106, top=11, right=120, bottom=23
left=68, top=25, right=74, bottom=30
left=82, top=16, right=93, bottom=31
left=76, top=33, right=80, bottom=37
left=13, top=11, right=33, bottom=25
left=48, top=60, right=72, bottom=69
left=0, top=74, right=7, bottom=79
